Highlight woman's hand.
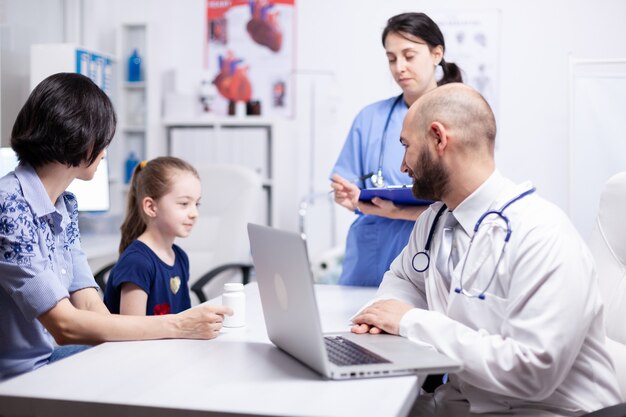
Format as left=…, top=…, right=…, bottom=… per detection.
left=175, top=304, right=233, bottom=339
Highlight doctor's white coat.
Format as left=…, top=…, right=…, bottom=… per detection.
left=376, top=171, right=622, bottom=415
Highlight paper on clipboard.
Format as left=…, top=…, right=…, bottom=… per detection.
left=358, top=186, right=432, bottom=206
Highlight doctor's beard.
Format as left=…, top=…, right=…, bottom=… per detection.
left=410, top=147, right=450, bottom=202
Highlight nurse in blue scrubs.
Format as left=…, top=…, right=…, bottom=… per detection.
left=331, top=12, right=463, bottom=286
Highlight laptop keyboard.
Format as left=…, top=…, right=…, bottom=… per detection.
left=324, top=336, right=391, bottom=367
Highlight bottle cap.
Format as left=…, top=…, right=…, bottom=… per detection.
left=223, top=282, right=244, bottom=292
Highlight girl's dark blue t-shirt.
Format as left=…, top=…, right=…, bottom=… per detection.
left=104, top=240, right=191, bottom=315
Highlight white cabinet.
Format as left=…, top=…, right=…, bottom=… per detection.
left=164, top=118, right=274, bottom=225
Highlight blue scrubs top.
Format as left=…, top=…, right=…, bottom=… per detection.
left=331, top=95, right=415, bottom=286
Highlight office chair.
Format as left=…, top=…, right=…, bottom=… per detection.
left=176, top=164, right=263, bottom=304
left=584, top=403, right=626, bottom=417
left=94, top=262, right=115, bottom=292
left=583, top=171, right=626, bottom=416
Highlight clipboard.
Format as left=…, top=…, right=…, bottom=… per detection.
left=358, top=185, right=432, bottom=206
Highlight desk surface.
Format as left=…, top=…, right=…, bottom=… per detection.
left=0, top=283, right=420, bottom=417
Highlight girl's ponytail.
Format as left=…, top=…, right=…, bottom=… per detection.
left=118, top=162, right=147, bottom=254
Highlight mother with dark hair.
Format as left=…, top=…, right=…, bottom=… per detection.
left=331, top=12, right=463, bottom=287
left=0, top=73, right=231, bottom=381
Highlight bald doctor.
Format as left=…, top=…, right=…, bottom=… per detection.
left=351, top=83, right=622, bottom=416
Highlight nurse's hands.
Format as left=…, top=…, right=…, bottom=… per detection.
left=331, top=174, right=426, bottom=220
left=331, top=174, right=360, bottom=211
left=366, top=197, right=427, bottom=221
left=351, top=299, right=413, bottom=336
left=330, top=174, right=404, bottom=216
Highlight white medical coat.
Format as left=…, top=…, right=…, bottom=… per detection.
left=377, top=171, right=622, bottom=415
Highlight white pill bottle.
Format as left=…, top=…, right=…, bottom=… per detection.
left=222, top=283, right=246, bottom=327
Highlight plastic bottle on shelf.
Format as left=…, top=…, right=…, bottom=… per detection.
left=124, top=152, right=140, bottom=184
left=222, top=283, right=246, bottom=327
left=127, top=49, right=142, bottom=82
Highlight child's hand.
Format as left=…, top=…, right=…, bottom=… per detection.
left=175, top=304, right=233, bottom=339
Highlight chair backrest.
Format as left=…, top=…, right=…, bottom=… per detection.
left=176, top=164, right=263, bottom=303
left=587, top=171, right=626, bottom=398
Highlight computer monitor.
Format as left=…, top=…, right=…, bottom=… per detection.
left=67, top=158, right=111, bottom=212
left=0, top=147, right=19, bottom=178
left=0, top=147, right=110, bottom=212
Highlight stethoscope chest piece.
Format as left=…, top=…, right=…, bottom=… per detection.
left=371, top=171, right=385, bottom=188
left=411, top=251, right=430, bottom=273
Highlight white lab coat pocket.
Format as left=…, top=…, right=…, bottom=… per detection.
left=449, top=288, right=509, bottom=333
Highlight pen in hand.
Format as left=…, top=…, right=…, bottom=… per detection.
left=329, top=172, right=374, bottom=194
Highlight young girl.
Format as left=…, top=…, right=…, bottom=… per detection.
left=0, top=73, right=230, bottom=381
left=104, top=157, right=200, bottom=316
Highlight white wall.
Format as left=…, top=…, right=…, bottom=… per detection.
left=24, top=0, right=626, bottom=246
left=0, top=0, right=65, bottom=146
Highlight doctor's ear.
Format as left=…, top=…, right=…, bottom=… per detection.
left=429, top=122, right=448, bottom=150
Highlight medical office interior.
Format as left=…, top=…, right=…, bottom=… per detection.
left=3, top=0, right=626, bottom=275
left=2, top=0, right=626, bottom=414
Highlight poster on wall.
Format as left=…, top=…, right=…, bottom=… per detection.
left=76, top=49, right=114, bottom=95
left=429, top=10, right=501, bottom=117
left=205, top=0, right=295, bottom=118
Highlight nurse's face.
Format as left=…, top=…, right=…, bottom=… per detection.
left=384, top=32, right=443, bottom=104
left=400, top=112, right=449, bottom=201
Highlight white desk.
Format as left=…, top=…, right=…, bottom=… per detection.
left=0, top=284, right=420, bottom=417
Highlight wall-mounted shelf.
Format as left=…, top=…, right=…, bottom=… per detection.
left=116, top=23, right=148, bottom=181
left=123, top=81, right=146, bottom=89
left=121, top=126, right=146, bottom=133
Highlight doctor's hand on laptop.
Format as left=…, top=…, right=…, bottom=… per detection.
left=176, top=304, right=233, bottom=339
left=351, top=299, right=413, bottom=335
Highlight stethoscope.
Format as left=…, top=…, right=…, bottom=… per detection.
left=366, top=94, right=404, bottom=188
left=411, top=186, right=536, bottom=300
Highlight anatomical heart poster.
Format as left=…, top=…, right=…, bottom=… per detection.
left=205, top=0, right=295, bottom=117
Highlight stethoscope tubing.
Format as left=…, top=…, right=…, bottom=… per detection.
left=372, top=94, right=404, bottom=189
left=411, top=187, right=536, bottom=300
left=411, top=204, right=447, bottom=273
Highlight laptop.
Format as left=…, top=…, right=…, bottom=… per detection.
left=247, top=223, right=462, bottom=380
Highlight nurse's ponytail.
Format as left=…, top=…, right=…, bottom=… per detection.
left=438, top=58, right=463, bottom=86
